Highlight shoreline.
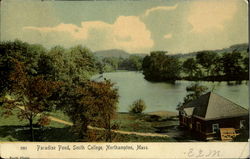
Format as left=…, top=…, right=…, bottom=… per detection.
left=118, top=110, right=178, bottom=118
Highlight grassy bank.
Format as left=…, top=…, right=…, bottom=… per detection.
left=0, top=107, right=178, bottom=142
left=112, top=112, right=178, bottom=134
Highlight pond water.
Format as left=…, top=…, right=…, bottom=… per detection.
left=92, top=71, right=249, bottom=112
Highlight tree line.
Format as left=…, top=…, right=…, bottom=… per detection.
left=99, top=55, right=143, bottom=72
left=142, top=50, right=249, bottom=82
left=0, top=40, right=119, bottom=141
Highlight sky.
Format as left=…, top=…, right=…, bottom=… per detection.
left=1, top=0, right=248, bottom=54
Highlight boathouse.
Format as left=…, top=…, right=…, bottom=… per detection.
left=178, top=92, right=249, bottom=140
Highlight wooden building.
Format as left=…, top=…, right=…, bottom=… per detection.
left=178, top=92, right=249, bottom=140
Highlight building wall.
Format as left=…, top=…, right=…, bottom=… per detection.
left=179, top=112, right=193, bottom=129
left=194, top=115, right=248, bottom=140
left=204, top=116, right=249, bottom=133
left=191, top=117, right=207, bottom=139
left=179, top=114, right=249, bottom=140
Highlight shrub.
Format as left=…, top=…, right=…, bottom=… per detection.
left=129, top=99, right=146, bottom=114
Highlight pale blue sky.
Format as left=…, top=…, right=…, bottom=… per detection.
left=1, top=0, right=248, bottom=54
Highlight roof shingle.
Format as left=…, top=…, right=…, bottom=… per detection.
left=182, top=92, right=248, bottom=120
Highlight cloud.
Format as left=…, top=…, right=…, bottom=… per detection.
left=23, top=16, right=153, bottom=53
left=163, top=33, right=172, bottom=39
left=187, top=0, right=238, bottom=33
left=142, top=4, right=178, bottom=17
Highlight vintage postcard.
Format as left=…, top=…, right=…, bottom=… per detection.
left=0, top=0, right=249, bottom=158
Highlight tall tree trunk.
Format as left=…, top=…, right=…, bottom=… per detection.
left=79, top=121, right=88, bottom=141
left=106, top=115, right=111, bottom=142
left=29, top=118, right=34, bottom=141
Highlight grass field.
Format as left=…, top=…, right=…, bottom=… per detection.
left=0, top=107, right=73, bottom=141
left=0, top=107, right=178, bottom=142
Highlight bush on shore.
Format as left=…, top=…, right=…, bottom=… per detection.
left=129, top=99, right=147, bottom=114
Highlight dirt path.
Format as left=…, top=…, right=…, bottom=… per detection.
left=48, top=116, right=73, bottom=126
left=18, top=106, right=169, bottom=138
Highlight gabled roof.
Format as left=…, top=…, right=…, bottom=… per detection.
left=182, top=92, right=248, bottom=120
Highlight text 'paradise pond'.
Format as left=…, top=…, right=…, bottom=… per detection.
left=92, top=71, right=249, bottom=113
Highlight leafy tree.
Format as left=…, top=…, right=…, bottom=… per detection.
left=0, top=40, right=45, bottom=95
left=2, top=60, right=61, bottom=141
left=37, top=53, right=57, bottom=80
left=221, top=52, right=244, bottom=78
left=182, top=58, right=199, bottom=77
left=101, top=57, right=120, bottom=72
left=142, top=51, right=181, bottom=81
left=37, top=45, right=99, bottom=83
left=48, top=46, right=72, bottom=82
left=129, top=55, right=143, bottom=71
left=60, top=80, right=119, bottom=141
left=70, top=46, right=97, bottom=71
left=103, top=57, right=119, bottom=70
left=129, top=99, right=147, bottom=114
left=210, top=56, right=224, bottom=77
left=243, top=57, right=249, bottom=74
left=196, top=51, right=218, bottom=76
left=69, top=45, right=99, bottom=81
left=119, top=55, right=143, bottom=71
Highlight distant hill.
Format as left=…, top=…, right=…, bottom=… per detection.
left=94, top=43, right=248, bottom=59
left=94, top=49, right=130, bottom=58
left=132, top=53, right=147, bottom=57
left=171, top=43, right=248, bottom=58
left=94, top=49, right=148, bottom=58
left=169, top=52, right=197, bottom=58
left=217, top=43, right=249, bottom=53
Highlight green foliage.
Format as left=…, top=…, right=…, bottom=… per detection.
left=196, top=51, right=218, bottom=76
left=141, top=47, right=248, bottom=82
left=101, top=57, right=121, bottom=72
left=0, top=40, right=46, bottom=95
left=221, top=52, right=245, bottom=77
left=243, top=57, right=249, bottom=73
left=37, top=53, right=57, bottom=80
left=100, top=55, right=143, bottom=72
left=119, top=55, right=143, bottom=71
left=129, top=99, right=147, bottom=114
left=0, top=40, right=102, bottom=141
left=142, top=51, right=181, bottom=82
left=0, top=40, right=100, bottom=97
left=39, top=45, right=99, bottom=83
left=182, top=58, right=200, bottom=77
left=210, top=56, right=224, bottom=77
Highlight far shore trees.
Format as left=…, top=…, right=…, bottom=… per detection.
left=221, top=52, right=245, bottom=78
left=100, top=55, right=143, bottom=72
left=142, top=51, right=181, bottom=82
left=182, top=58, right=200, bottom=77
left=196, top=51, right=218, bottom=76
left=141, top=47, right=248, bottom=82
